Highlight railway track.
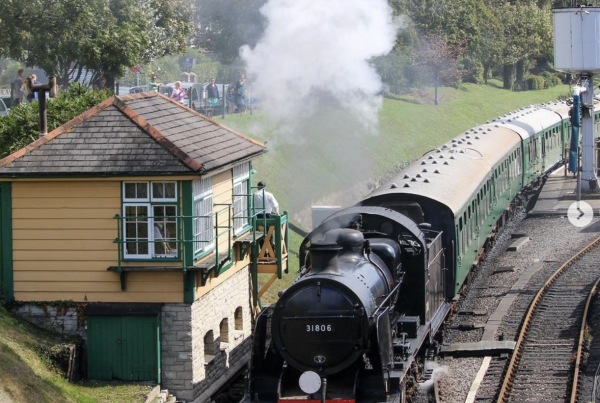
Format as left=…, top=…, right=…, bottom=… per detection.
left=496, top=235, right=600, bottom=403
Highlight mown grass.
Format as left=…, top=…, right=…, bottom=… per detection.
left=220, top=79, right=570, bottom=203
left=217, top=80, right=572, bottom=304
left=0, top=306, right=152, bottom=403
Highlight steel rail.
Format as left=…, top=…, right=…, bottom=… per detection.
left=496, top=235, right=600, bottom=403
left=570, top=274, right=600, bottom=403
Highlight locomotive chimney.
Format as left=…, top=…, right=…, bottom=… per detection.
left=308, top=242, right=342, bottom=273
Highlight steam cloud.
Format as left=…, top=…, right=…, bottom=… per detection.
left=240, top=0, right=399, bottom=223
left=417, top=360, right=449, bottom=390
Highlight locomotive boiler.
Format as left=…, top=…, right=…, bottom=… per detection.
left=247, top=206, right=448, bottom=403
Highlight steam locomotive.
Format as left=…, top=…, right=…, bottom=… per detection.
left=244, top=98, right=600, bottom=403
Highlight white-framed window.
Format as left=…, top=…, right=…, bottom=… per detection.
left=233, top=163, right=250, bottom=234
left=151, top=181, right=177, bottom=202
left=123, top=181, right=150, bottom=202
left=122, top=181, right=178, bottom=259
left=193, top=177, right=214, bottom=256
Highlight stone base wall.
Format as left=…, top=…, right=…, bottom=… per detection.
left=161, top=304, right=193, bottom=399
left=14, top=304, right=84, bottom=338
left=191, top=266, right=253, bottom=402
left=161, top=266, right=253, bottom=402
left=13, top=266, right=254, bottom=402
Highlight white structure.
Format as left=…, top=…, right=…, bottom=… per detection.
left=553, top=6, right=600, bottom=192
left=311, top=206, right=342, bottom=230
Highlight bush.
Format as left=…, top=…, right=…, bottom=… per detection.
left=555, top=71, right=568, bottom=84
left=462, top=58, right=484, bottom=84
left=541, top=71, right=560, bottom=88
left=0, top=84, right=111, bottom=158
left=525, top=75, right=545, bottom=90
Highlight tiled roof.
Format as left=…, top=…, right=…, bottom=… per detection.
left=0, top=92, right=266, bottom=177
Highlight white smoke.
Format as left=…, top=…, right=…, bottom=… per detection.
left=241, top=0, right=397, bottom=129
left=418, top=360, right=449, bottom=390
left=240, top=0, right=399, bottom=214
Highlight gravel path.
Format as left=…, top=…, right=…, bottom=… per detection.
left=414, top=211, right=600, bottom=403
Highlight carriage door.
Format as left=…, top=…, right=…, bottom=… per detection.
left=425, top=232, right=445, bottom=324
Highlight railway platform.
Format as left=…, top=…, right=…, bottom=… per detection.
left=529, top=166, right=600, bottom=216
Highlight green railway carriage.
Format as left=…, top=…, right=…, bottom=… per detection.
left=362, top=99, right=600, bottom=300
left=363, top=124, right=523, bottom=297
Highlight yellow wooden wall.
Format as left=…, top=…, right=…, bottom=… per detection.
left=11, top=170, right=253, bottom=303
left=12, top=180, right=183, bottom=303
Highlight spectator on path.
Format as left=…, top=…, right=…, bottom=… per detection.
left=12, top=69, right=24, bottom=106
left=253, top=181, right=280, bottom=217
left=170, top=81, right=186, bottom=103
left=235, top=74, right=247, bottom=113
left=93, top=74, right=107, bottom=90
left=148, top=75, right=161, bottom=92
left=24, top=74, right=40, bottom=102
left=206, top=77, right=219, bottom=107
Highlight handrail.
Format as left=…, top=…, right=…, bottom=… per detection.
left=113, top=204, right=233, bottom=272
left=113, top=186, right=290, bottom=305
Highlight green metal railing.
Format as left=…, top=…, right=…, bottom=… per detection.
left=112, top=189, right=290, bottom=301
left=113, top=204, right=233, bottom=286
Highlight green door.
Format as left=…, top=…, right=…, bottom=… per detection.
left=87, top=316, right=160, bottom=382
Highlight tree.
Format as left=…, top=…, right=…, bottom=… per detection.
left=192, top=0, right=267, bottom=65
left=0, top=85, right=111, bottom=158
left=0, top=0, right=193, bottom=88
left=476, top=9, right=503, bottom=84
left=493, top=1, right=552, bottom=90
left=415, top=33, right=467, bottom=105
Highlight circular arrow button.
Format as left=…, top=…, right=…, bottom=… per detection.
left=568, top=201, right=594, bottom=227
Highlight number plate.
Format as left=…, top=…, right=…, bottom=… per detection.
left=305, top=324, right=334, bottom=332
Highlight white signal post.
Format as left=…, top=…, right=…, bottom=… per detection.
left=553, top=6, right=600, bottom=193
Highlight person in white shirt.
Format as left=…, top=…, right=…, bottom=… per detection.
left=253, top=181, right=279, bottom=216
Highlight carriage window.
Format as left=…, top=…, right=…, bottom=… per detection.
left=459, top=218, right=464, bottom=254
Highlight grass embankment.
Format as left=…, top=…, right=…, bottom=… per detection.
left=217, top=80, right=571, bottom=303
left=0, top=306, right=151, bottom=403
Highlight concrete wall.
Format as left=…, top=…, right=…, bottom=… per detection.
left=14, top=304, right=85, bottom=338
